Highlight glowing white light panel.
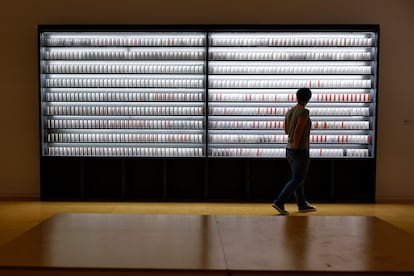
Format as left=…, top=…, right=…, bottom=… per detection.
left=208, top=31, right=377, bottom=158
left=40, top=30, right=378, bottom=158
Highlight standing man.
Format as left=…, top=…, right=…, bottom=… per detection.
left=272, top=88, right=316, bottom=215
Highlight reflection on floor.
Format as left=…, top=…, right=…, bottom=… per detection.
left=1, top=201, right=414, bottom=247
left=0, top=201, right=414, bottom=275
left=1, top=212, right=414, bottom=275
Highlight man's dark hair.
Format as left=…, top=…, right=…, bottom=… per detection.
left=296, top=88, right=312, bottom=103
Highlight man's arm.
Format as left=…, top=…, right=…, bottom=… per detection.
left=293, top=116, right=307, bottom=149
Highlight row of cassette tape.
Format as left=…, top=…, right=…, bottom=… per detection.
left=44, top=64, right=205, bottom=74
left=44, top=91, right=370, bottom=103
left=45, top=91, right=204, bottom=102
left=209, top=107, right=370, bottom=116
left=47, top=146, right=204, bottom=157
left=209, top=93, right=371, bottom=102
left=44, top=78, right=369, bottom=89
left=208, top=120, right=369, bottom=130
left=43, top=50, right=372, bottom=61
left=46, top=119, right=204, bottom=129
left=45, top=106, right=369, bottom=117
left=210, top=36, right=374, bottom=47
left=209, top=134, right=370, bottom=144
left=43, top=50, right=205, bottom=60
left=46, top=119, right=369, bottom=130
left=209, top=79, right=371, bottom=89
left=47, top=146, right=369, bottom=157
left=47, top=133, right=204, bottom=143
left=44, top=35, right=373, bottom=47
left=43, top=64, right=371, bottom=75
left=210, top=51, right=372, bottom=61
left=46, top=106, right=204, bottom=116
left=210, top=65, right=371, bottom=74
left=46, top=133, right=369, bottom=144
left=210, top=148, right=369, bottom=157
left=45, top=78, right=204, bottom=88
left=44, top=36, right=205, bottom=47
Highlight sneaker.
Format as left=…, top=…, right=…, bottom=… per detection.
left=272, top=201, right=289, bottom=215
left=298, top=204, right=317, bottom=213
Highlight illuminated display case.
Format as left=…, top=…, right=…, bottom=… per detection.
left=40, top=31, right=207, bottom=158
left=39, top=25, right=378, bottom=202
left=208, top=31, right=377, bottom=158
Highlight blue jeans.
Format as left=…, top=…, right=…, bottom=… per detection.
left=274, top=149, right=310, bottom=206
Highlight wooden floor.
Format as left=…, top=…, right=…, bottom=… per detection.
left=1, top=201, right=414, bottom=247
left=1, top=201, right=414, bottom=276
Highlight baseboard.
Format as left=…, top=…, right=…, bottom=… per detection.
left=376, top=196, right=414, bottom=203
left=0, top=193, right=40, bottom=201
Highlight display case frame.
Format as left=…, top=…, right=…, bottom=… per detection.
left=39, top=24, right=379, bottom=202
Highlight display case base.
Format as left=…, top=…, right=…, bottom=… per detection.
left=41, top=157, right=376, bottom=202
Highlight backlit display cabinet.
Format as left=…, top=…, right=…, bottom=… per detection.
left=40, top=31, right=207, bottom=158
left=39, top=25, right=378, bottom=202
left=208, top=31, right=377, bottom=158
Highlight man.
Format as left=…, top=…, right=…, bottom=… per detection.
left=272, top=88, right=316, bottom=215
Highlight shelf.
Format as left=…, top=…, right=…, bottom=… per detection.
left=207, top=30, right=377, bottom=159
left=43, top=88, right=205, bottom=102
left=208, top=32, right=375, bottom=47
left=40, top=31, right=208, bottom=158
left=42, top=60, right=205, bottom=74
left=43, top=32, right=206, bottom=47
left=40, top=28, right=377, bottom=159
left=209, top=147, right=369, bottom=158
left=47, top=146, right=204, bottom=157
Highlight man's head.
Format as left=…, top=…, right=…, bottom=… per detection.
left=296, top=88, right=312, bottom=103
